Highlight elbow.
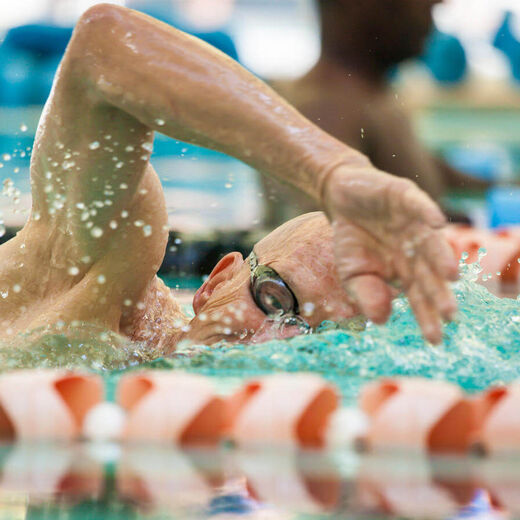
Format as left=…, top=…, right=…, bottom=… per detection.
left=69, top=3, right=128, bottom=57
left=64, top=4, right=128, bottom=84
left=76, top=3, right=125, bottom=28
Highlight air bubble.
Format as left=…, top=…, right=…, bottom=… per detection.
left=97, top=274, right=106, bottom=284
left=143, top=225, right=152, bottom=237
left=155, top=119, right=165, bottom=126
left=68, top=266, right=80, bottom=276
left=89, top=141, right=100, bottom=150
left=20, top=124, right=27, bottom=132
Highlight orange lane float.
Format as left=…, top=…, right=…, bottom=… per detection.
left=226, top=374, right=339, bottom=447
left=117, top=372, right=226, bottom=445
left=443, top=225, right=520, bottom=285
left=360, top=378, right=481, bottom=453
left=474, top=384, right=520, bottom=455
left=0, top=370, right=102, bottom=440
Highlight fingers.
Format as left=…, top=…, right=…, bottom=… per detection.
left=408, top=284, right=443, bottom=344
left=346, top=274, right=393, bottom=325
left=401, top=182, right=446, bottom=229
left=415, top=259, right=457, bottom=322
left=422, top=231, right=459, bottom=281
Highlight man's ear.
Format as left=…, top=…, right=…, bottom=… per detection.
left=192, top=252, right=244, bottom=314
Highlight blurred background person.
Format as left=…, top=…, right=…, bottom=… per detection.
left=0, top=0, right=519, bottom=277
left=263, top=0, right=490, bottom=226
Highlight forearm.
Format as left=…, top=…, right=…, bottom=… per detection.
left=67, top=4, right=368, bottom=201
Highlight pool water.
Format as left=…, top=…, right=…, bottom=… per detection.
left=1, top=258, right=519, bottom=405
left=0, top=258, right=518, bottom=519
left=0, top=442, right=516, bottom=520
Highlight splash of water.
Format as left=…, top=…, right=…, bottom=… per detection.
left=0, top=322, right=156, bottom=372
left=168, top=259, right=520, bottom=403
left=0, top=259, right=519, bottom=404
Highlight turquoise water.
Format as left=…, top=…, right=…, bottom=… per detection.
left=1, top=258, right=519, bottom=404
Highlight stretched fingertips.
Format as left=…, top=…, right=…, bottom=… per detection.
left=408, top=284, right=443, bottom=344
left=415, top=259, right=457, bottom=322
left=402, top=185, right=447, bottom=229
left=347, top=274, right=393, bottom=325
left=423, top=233, right=459, bottom=282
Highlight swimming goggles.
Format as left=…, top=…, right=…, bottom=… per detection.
left=248, top=250, right=299, bottom=317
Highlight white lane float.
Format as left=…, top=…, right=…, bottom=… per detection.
left=0, top=370, right=102, bottom=440
left=226, top=373, right=339, bottom=448
left=117, top=371, right=226, bottom=445
left=360, top=378, right=480, bottom=453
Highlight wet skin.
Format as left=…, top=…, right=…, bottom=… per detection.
left=0, top=4, right=457, bottom=350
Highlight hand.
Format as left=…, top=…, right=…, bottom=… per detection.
left=323, top=165, right=459, bottom=344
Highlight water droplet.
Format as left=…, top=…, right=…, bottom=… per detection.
left=81, top=256, right=91, bottom=264
left=90, top=227, right=103, bottom=238
left=68, top=266, right=80, bottom=276
left=125, top=145, right=134, bottom=152
left=143, top=225, right=152, bottom=237
left=109, top=220, right=118, bottom=229
left=62, top=160, right=75, bottom=170
left=119, top=183, right=128, bottom=190
left=2, top=154, right=11, bottom=161
left=0, top=290, right=8, bottom=299
left=224, top=183, right=232, bottom=189
left=115, top=162, right=124, bottom=169
left=121, top=210, right=129, bottom=218
left=20, top=123, right=27, bottom=132
left=97, top=274, right=106, bottom=284
left=134, top=220, right=144, bottom=227
left=302, top=302, right=315, bottom=317
left=155, top=119, right=165, bottom=126
left=89, top=141, right=100, bottom=150
left=141, top=142, right=153, bottom=152
left=12, top=284, right=21, bottom=293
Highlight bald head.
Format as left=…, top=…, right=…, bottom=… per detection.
left=254, top=212, right=333, bottom=264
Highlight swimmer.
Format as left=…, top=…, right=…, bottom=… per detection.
left=0, top=4, right=458, bottom=350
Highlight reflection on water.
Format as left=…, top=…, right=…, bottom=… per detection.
left=0, top=442, right=515, bottom=519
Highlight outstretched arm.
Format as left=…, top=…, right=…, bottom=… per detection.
left=28, top=3, right=457, bottom=342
